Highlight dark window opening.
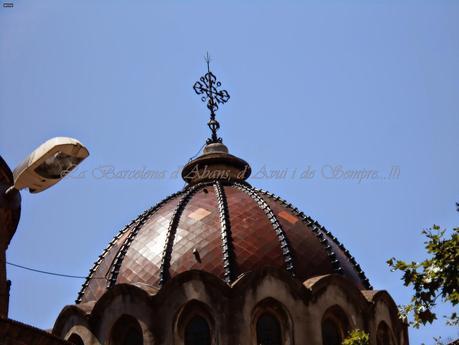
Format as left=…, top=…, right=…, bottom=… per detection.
left=68, top=334, right=84, bottom=345
left=256, top=313, right=282, bottom=345
left=122, top=327, right=143, bottom=345
left=185, top=315, right=211, bottom=345
left=110, top=315, right=143, bottom=345
left=322, top=318, right=342, bottom=345
left=377, top=322, right=394, bottom=345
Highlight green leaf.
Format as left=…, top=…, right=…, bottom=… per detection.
left=342, top=329, right=370, bottom=345
left=387, top=225, right=458, bottom=330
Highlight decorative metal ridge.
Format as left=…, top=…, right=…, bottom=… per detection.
left=233, top=182, right=295, bottom=276
left=77, top=196, right=183, bottom=303
left=213, top=181, right=236, bottom=284
left=104, top=190, right=185, bottom=290
left=253, top=188, right=372, bottom=290
left=159, top=181, right=215, bottom=286
left=76, top=218, right=135, bottom=303
left=193, top=53, right=230, bottom=144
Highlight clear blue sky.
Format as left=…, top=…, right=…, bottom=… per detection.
left=1, top=1, right=458, bottom=343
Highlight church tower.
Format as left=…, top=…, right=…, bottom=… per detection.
left=53, top=60, right=408, bottom=345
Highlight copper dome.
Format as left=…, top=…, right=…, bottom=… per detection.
left=76, top=144, right=371, bottom=304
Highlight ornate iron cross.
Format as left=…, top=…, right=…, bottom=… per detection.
left=193, top=53, right=230, bottom=144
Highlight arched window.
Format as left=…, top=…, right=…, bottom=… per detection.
left=185, top=315, right=211, bottom=345
left=377, top=321, right=395, bottom=345
left=256, top=313, right=282, bottom=345
left=322, top=306, right=349, bottom=345
left=68, top=334, right=84, bottom=345
left=322, top=318, right=342, bottom=345
left=110, top=315, right=143, bottom=345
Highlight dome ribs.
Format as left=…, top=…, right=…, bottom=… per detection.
left=78, top=182, right=372, bottom=303
left=253, top=188, right=372, bottom=290
left=312, top=226, right=342, bottom=273
left=315, top=224, right=372, bottom=289
left=234, top=183, right=295, bottom=276
left=76, top=219, right=134, bottom=303
left=159, top=182, right=214, bottom=286
left=213, top=181, right=235, bottom=284
left=258, top=189, right=343, bottom=275
left=105, top=191, right=184, bottom=290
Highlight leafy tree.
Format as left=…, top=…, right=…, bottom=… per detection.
left=341, top=329, right=370, bottom=345
left=430, top=335, right=456, bottom=345
left=387, top=224, right=459, bottom=329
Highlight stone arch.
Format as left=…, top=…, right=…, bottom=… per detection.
left=64, top=326, right=100, bottom=345
left=251, top=297, right=293, bottom=345
left=376, top=321, right=396, bottom=345
left=53, top=304, right=92, bottom=340
left=306, top=274, right=368, bottom=310
left=367, top=291, right=408, bottom=345
left=371, top=291, right=404, bottom=339
left=90, top=284, right=156, bottom=345
left=174, top=300, right=216, bottom=345
left=109, top=314, right=143, bottom=345
left=321, top=305, right=351, bottom=345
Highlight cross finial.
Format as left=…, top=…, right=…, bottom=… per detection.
left=193, top=54, right=230, bottom=144
left=205, top=52, right=211, bottom=73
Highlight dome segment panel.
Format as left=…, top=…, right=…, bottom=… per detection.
left=255, top=188, right=371, bottom=290
left=158, top=182, right=217, bottom=285
left=259, top=193, right=337, bottom=279
left=77, top=224, right=134, bottom=304
left=223, top=185, right=286, bottom=276
left=112, top=193, right=183, bottom=286
left=169, top=186, right=226, bottom=280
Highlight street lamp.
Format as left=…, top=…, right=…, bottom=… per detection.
left=7, top=137, right=89, bottom=194
left=0, top=137, right=89, bottom=318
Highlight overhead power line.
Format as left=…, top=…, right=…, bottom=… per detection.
left=6, top=261, right=104, bottom=280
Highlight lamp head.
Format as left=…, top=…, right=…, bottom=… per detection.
left=12, top=137, right=89, bottom=193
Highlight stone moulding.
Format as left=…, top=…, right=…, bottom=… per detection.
left=53, top=267, right=408, bottom=345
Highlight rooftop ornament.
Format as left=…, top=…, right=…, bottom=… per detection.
left=193, top=53, right=230, bottom=144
